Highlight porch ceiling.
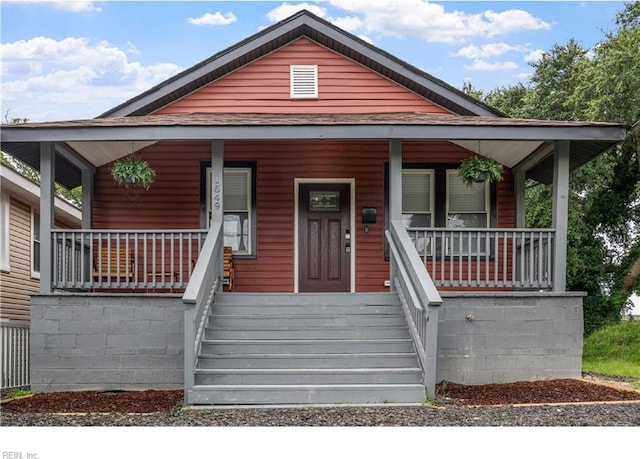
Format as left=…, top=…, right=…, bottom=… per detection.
left=1, top=112, right=627, bottom=189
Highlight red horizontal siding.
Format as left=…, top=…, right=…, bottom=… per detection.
left=155, top=37, right=451, bottom=115
left=93, top=140, right=514, bottom=292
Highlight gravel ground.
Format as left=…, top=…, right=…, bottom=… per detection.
left=3, top=402, right=640, bottom=427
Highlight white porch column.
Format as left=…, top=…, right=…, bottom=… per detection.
left=211, top=140, right=224, bottom=277
left=389, top=139, right=402, bottom=289
left=39, top=142, right=55, bottom=294
left=81, top=168, right=93, bottom=229
left=210, top=140, right=225, bottom=226
left=514, top=170, right=526, bottom=228
left=389, top=139, right=403, bottom=222
left=552, top=140, right=570, bottom=292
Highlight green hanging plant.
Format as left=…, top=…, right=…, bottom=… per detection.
left=110, top=156, right=156, bottom=190
left=458, top=155, right=504, bottom=186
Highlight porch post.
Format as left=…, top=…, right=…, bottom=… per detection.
left=39, top=142, right=55, bottom=294
left=514, top=170, right=526, bottom=228
left=81, top=168, right=93, bottom=229
left=389, top=139, right=402, bottom=222
left=210, top=140, right=224, bottom=226
left=389, top=139, right=402, bottom=290
left=552, top=140, right=570, bottom=292
left=211, top=140, right=224, bottom=281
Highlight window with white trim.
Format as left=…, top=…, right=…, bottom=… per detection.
left=446, top=170, right=489, bottom=254
left=402, top=170, right=434, bottom=255
left=0, top=194, right=10, bottom=272
left=32, top=210, right=40, bottom=277
left=290, top=65, right=318, bottom=98
left=206, top=167, right=253, bottom=255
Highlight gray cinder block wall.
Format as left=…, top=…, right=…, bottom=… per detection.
left=29, top=291, right=585, bottom=392
left=30, top=294, right=184, bottom=393
left=436, top=292, right=585, bottom=385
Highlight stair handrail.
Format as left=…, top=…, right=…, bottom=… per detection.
left=386, top=220, right=442, bottom=395
left=183, top=219, right=224, bottom=395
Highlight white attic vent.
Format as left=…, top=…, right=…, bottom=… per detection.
left=290, top=65, right=318, bottom=98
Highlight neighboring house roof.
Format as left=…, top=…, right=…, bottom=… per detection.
left=0, top=10, right=628, bottom=188
left=0, top=163, right=81, bottom=226
left=99, top=9, right=503, bottom=119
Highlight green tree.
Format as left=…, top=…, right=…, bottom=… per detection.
left=2, top=116, right=83, bottom=207
left=461, top=80, right=484, bottom=100
left=482, top=2, right=640, bottom=333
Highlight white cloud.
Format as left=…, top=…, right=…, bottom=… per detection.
left=4, top=1, right=101, bottom=12
left=325, top=0, right=551, bottom=44
left=453, top=43, right=518, bottom=59
left=482, top=10, right=550, bottom=36
left=525, top=49, right=544, bottom=63
left=187, top=12, right=237, bottom=26
left=332, top=15, right=363, bottom=33
left=464, top=60, right=519, bottom=72
left=267, top=2, right=327, bottom=22
left=357, top=34, right=374, bottom=45
left=265, top=3, right=366, bottom=39
left=1, top=36, right=182, bottom=121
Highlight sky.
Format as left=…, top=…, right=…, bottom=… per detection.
left=0, top=0, right=629, bottom=123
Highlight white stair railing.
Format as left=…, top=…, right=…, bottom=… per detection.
left=386, top=220, right=442, bottom=396
left=182, top=220, right=224, bottom=400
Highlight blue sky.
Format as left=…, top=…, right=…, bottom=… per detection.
left=0, top=0, right=628, bottom=122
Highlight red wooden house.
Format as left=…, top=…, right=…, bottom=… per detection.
left=1, top=11, right=627, bottom=405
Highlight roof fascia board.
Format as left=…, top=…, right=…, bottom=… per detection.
left=303, top=16, right=498, bottom=117
left=103, top=16, right=307, bottom=118
left=2, top=125, right=627, bottom=143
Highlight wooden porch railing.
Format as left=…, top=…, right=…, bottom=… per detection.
left=51, top=229, right=208, bottom=291
left=405, top=228, right=555, bottom=290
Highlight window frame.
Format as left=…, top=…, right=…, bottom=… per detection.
left=445, top=169, right=490, bottom=256
left=202, top=161, right=257, bottom=257
left=0, top=194, right=9, bottom=272
left=401, top=169, right=435, bottom=256
left=31, top=209, right=40, bottom=279
left=384, top=163, right=497, bottom=260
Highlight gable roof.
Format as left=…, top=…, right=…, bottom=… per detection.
left=99, top=9, right=504, bottom=119
left=0, top=10, right=627, bottom=189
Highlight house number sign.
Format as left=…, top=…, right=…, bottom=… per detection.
left=213, top=174, right=221, bottom=211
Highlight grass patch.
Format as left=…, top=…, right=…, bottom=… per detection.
left=583, top=321, right=640, bottom=378
left=3, top=388, right=32, bottom=399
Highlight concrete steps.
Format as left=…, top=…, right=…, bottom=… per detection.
left=187, top=293, right=425, bottom=405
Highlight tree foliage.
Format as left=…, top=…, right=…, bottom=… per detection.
left=477, top=2, right=640, bottom=334
left=1, top=117, right=82, bottom=207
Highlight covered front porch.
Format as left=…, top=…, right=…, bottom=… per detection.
left=1, top=113, right=626, bottom=400
left=3, top=113, right=625, bottom=296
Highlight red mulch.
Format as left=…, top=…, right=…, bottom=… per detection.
left=1, top=389, right=184, bottom=414
left=2, top=379, right=639, bottom=413
left=436, top=378, right=640, bottom=406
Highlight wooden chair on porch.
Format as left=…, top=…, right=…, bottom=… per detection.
left=223, top=246, right=234, bottom=292
left=190, top=246, right=234, bottom=291
left=93, top=247, right=135, bottom=283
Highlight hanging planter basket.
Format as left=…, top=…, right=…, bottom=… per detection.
left=110, top=156, right=156, bottom=190
left=458, top=156, right=503, bottom=186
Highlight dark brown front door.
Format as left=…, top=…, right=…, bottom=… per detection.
left=299, top=183, right=351, bottom=292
